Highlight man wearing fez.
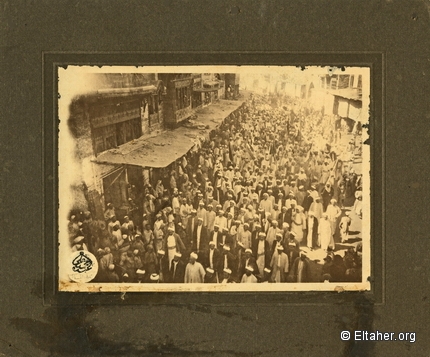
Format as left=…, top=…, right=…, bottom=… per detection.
left=270, top=245, right=289, bottom=283
left=184, top=252, right=206, bottom=283
left=191, top=217, right=209, bottom=255
left=169, top=252, right=186, bottom=283
left=252, top=232, right=271, bottom=277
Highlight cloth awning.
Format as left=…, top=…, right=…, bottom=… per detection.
left=93, top=96, right=249, bottom=169
left=96, top=85, right=157, bottom=98
left=330, top=88, right=361, bottom=101
left=93, top=131, right=196, bottom=168
left=193, top=87, right=219, bottom=93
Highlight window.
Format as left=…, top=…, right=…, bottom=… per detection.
left=176, top=86, right=191, bottom=110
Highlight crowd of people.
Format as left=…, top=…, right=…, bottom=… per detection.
left=67, top=92, right=363, bottom=285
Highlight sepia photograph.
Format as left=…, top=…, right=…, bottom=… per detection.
left=58, top=65, right=371, bottom=292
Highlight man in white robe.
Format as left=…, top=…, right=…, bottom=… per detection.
left=270, top=245, right=289, bottom=282
left=339, top=211, right=352, bottom=242
left=318, top=214, right=332, bottom=251
left=326, top=199, right=342, bottom=246
left=184, top=253, right=206, bottom=283
left=240, top=266, right=258, bottom=283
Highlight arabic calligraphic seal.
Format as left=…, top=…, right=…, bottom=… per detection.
left=68, top=251, right=98, bottom=283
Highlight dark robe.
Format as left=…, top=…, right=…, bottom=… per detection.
left=168, top=259, right=186, bottom=283
left=203, top=248, right=222, bottom=272
left=251, top=239, right=271, bottom=273
left=291, top=257, right=311, bottom=282
left=192, top=225, right=209, bottom=253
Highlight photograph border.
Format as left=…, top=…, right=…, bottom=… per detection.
left=43, top=51, right=385, bottom=306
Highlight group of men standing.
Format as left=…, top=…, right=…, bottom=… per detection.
left=68, top=92, right=363, bottom=285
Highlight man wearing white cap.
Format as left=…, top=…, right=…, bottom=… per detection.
left=266, top=220, right=279, bottom=247
left=209, top=224, right=221, bottom=247
left=270, top=203, right=281, bottom=226
left=156, top=249, right=168, bottom=283
left=204, top=267, right=217, bottom=283
left=205, top=204, right=216, bottom=233
left=326, top=198, right=342, bottom=243
left=196, top=201, right=207, bottom=227
left=164, top=226, right=185, bottom=270
left=226, top=212, right=234, bottom=231
left=270, top=244, right=289, bottom=283
left=191, top=217, right=208, bottom=254
left=353, top=190, right=363, bottom=219
left=203, top=241, right=221, bottom=275
left=238, top=222, right=252, bottom=249
left=218, top=245, right=236, bottom=280
left=169, top=252, right=185, bottom=283
left=104, top=203, right=116, bottom=223
left=184, top=252, right=206, bottom=283
left=186, top=209, right=198, bottom=247
left=149, top=273, right=160, bottom=283
left=71, top=236, right=88, bottom=252
left=309, top=196, right=324, bottom=221
left=214, top=210, right=227, bottom=231
left=239, top=248, right=257, bottom=278
left=270, top=232, right=285, bottom=259
left=251, top=222, right=262, bottom=247
left=261, top=267, right=272, bottom=283
left=291, top=206, right=306, bottom=243
left=252, top=232, right=270, bottom=277
left=259, top=193, right=273, bottom=213
left=240, top=266, right=258, bottom=283
left=285, top=232, right=300, bottom=271
left=306, top=211, right=319, bottom=250
left=339, top=211, right=352, bottom=243
left=226, top=200, right=238, bottom=220
left=221, top=268, right=234, bottom=284
left=291, top=252, right=311, bottom=283
left=318, top=213, right=332, bottom=251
